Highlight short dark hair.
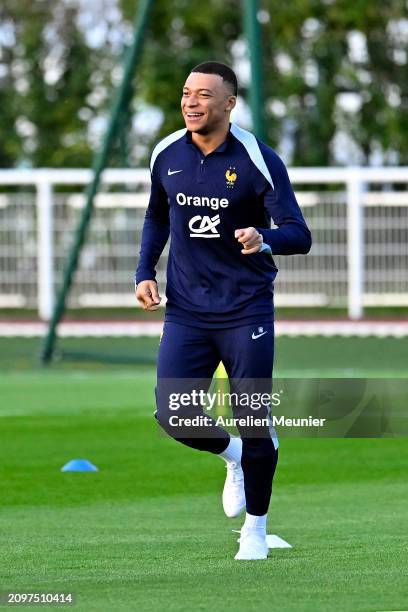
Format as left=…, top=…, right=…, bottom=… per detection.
left=191, top=61, right=238, bottom=96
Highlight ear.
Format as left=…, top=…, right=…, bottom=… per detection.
left=225, top=96, right=237, bottom=112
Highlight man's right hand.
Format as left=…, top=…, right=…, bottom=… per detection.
left=135, top=280, right=162, bottom=311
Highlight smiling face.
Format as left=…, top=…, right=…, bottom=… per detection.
left=181, top=72, right=236, bottom=135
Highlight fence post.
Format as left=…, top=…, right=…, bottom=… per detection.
left=36, top=173, right=54, bottom=320
left=346, top=169, right=364, bottom=319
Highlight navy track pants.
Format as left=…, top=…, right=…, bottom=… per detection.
left=155, top=321, right=279, bottom=516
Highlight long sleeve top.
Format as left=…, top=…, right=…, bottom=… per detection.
left=135, top=123, right=312, bottom=328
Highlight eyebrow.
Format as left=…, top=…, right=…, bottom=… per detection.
left=182, top=87, right=214, bottom=94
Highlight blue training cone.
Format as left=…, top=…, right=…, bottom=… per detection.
left=61, top=459, right=99, bottom=472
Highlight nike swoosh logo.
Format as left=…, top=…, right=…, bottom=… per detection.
left=252, top=331, right=268, bottom=340
left=168, top=169, right=183, bottom=175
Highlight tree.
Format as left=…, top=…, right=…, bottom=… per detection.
left=0, top=0, right=109, bottom=167
left=0, top=0, right=406, bottom=167
left=0, top=2, right=23, bottom=167
left=18, top=0, right=94, bottom=166
left=261, top=0, right=408, bottom=164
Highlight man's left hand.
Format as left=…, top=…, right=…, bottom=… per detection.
left=234, top=227, right=263, bottom=255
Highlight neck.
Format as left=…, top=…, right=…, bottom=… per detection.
left=191, top=123, right=230, bottom=155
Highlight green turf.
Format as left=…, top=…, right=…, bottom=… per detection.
left=1, top=335, right=408, bottom=375
left=1, top=338, right=407, bottom=610
left=2, top=304, right=408, bottom=319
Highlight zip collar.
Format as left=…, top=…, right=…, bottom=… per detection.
left=185, top=124, right=233, bottom=155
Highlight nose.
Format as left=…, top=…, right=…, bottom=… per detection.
left=186, top=94, right=198, bottom=106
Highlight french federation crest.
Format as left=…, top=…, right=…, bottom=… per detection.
left=225, top=166, right=237, bottom=188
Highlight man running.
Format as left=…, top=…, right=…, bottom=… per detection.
left=135, top=61, right=311, bottom=560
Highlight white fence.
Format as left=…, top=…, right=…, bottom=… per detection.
left=0, top=167, right=407, bottom=320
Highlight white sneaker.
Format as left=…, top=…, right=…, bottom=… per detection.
left=235, top=530, right=268, bottom=560
left=222, top=461, right=245, bottom=518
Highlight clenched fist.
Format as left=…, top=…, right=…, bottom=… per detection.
left=234, top=227, right=263, bottom=255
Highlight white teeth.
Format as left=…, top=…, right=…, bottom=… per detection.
left=187, top=113, right=203, bottom=117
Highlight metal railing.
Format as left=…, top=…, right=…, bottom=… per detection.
left=0, top=167, right=407, bottom=320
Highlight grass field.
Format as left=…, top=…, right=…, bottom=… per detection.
left=1, top=336, right=407, bottom=611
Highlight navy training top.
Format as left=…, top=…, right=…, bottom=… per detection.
left=135, top=123, right=312, bottom=328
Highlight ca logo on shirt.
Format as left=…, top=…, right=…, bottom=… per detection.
left=189, top=215, right=221, bottom=238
